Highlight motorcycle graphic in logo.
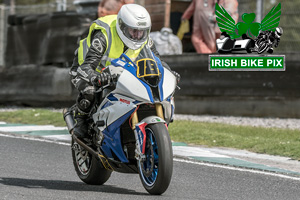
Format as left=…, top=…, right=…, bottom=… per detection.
left=215, top=3, right=283, bottom=54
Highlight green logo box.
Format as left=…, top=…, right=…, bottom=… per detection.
left=209, top=55, right=285, bottom=71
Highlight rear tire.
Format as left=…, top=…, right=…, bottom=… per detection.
left=138, top=123, right=173, bottom=195
left=71, top=139, right=112, bottom=185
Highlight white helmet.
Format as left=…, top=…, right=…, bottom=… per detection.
left=116, top=4, right=151, bottom=50
left=275, top=27, right=283, bottom=38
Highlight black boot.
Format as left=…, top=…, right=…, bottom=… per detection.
left=73, top=111, right=88, bottom=139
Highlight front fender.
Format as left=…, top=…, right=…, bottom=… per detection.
left=140, top=116, right=166, bottom=125
left=135, top=116, right=166, bottom=154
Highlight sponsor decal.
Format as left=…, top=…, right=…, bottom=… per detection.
left=92, top=38, right=103, bottom=53
left=138, top=130, right=143, bottom=146
left=137, top=22, right=147, bottom=26
left=116, top=60, right=125, bottom=67
left=120, top=98, right=130, bottom=105
left=136, top=122, right=147, bottom=154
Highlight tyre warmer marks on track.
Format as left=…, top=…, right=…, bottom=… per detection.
left=1, top=122, right=299, bottom=176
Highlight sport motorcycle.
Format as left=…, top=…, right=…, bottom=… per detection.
left=63, top=45, right=177, bottom=195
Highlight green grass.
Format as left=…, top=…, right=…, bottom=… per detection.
left=169, top=121, right=300, bottom=160
left=1, top=108, right=300, bottom=160
left=0, top=109, right=65, bottom=127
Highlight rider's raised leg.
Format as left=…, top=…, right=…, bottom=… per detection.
left=73, top=91, right=95, bottom=139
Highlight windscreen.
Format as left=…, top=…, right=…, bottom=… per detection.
left=135, top=46, right=161, bottom=87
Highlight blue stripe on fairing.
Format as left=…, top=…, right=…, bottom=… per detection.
left=133, top=100, right=141, bottom=104
left=111, top=54, right=154, bottom=103
left=153, top=53, right=164, bottom=102
left=109, top=94, right=140, bottom=105
left=107, top=93, right=118, bottom=101
left=101, top=94, right=117, bottom=109
left=167, top=96, right=171, bottom=102
left=100, top=107, right=136, bottom=163
left=101, top=101, right=113, bottom=109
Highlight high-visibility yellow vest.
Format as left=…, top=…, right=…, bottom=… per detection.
left=78, top=15, right=146, bottom=73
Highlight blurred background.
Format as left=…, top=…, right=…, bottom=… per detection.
left=0, top=0, right=299, bottom=118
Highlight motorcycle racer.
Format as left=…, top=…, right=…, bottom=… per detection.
left=252, top=27, right=283, bottom=54
left=69, top=4, right=180, bottom=139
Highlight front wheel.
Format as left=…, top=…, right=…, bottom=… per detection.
left=257, top=42, right=269, bottom=54
left=138, top=123, right=173, bottom=195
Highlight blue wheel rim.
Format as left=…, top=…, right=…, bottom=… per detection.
left=139, top=128, right=159, bottom=187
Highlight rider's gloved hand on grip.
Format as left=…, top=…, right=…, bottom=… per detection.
left=90, top=72, right=112, bottom=87
left=172, top=71, right=181, bottom=83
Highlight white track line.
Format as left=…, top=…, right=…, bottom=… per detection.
left=173, top=146, right=229, bottom=158
left=1, top=132, right=300, bottom=181
left=0, top=125, right=67, bottom=132
left=174, top=158, right=300, bottom=181
left=0, top=133, right=70, bottom=146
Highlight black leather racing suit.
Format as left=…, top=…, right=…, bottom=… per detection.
left=70, top=30, right=173, bottom=113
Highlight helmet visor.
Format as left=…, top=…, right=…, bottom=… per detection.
left=120, top=20, right=149, bottom=42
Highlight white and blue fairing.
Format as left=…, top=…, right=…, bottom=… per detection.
left=92, top=46, right=176, bottom=163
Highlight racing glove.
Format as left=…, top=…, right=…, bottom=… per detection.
left=90, top=72, right=112, bottom=87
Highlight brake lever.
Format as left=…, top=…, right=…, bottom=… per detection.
left=95, top=74, right=118, bottom=93
left=95, top=83, right=110, bottom=93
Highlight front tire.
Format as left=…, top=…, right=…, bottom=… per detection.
left=71, top=139, right=112, bottom=185
left=257, top=42, right=269, bottom=54
left=138, top=123, right=173, bottom=195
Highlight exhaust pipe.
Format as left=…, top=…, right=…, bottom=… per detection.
left=63, top=108, right=97, bottom=156
left=63, top=108, right=113, bottom=170
left=73, top=134, right=113, bottom=170
left=72, top=134, right=98, bottom=157
left=63, top=108, right=75, bottom=133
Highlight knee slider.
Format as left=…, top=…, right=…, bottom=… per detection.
left=79, top=99, right=91, bottom=110
left=77, top=93, right=94, bottom=113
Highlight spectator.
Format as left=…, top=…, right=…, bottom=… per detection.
left=181, top=0, right=238, bottom=54
left=98, top=0, right=135, bottom=18
left=150, top=27, right=183, bottom=55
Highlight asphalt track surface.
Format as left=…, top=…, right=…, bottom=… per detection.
left=1, top=135, right=300, bottom=200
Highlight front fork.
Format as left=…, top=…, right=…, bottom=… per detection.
left=131, top=104, right=165, bottom=161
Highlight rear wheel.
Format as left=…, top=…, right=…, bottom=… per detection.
left=138, top=123, right=173, bottom=195
left=71, top=139, right=112, bottom=185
